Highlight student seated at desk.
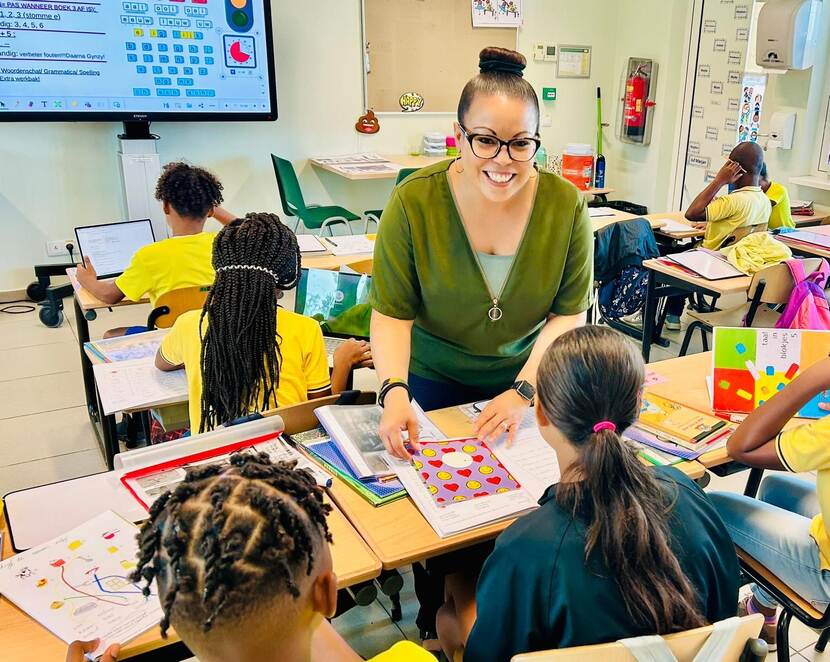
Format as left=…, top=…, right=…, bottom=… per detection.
left=436, top=326, right=739, bottom=662
left=760, top=162, right=795, bottom=230
left=75, top=161, right=235, bottom=337
left=66, top=454, right=433, bottom=662
left=709, top=357, right=830, bottom=650
left=156, top=213, right=371, bottom=433
left=665, top=143, right=771, bottom=329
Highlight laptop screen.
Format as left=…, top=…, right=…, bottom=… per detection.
left=294, top=268, right=372, bottom=339
left=75, top=219, right=156, bottom=279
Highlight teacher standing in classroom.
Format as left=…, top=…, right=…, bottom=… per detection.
left=370, top=46, right=593, bottom=456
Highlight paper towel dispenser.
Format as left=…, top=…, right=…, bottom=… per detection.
left=767, top=111, right=797, bottom=149
left=756, top=0, right=822, bottom=70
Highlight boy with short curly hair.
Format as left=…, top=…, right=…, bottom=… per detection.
left=76, top=161, right=234, bottom=337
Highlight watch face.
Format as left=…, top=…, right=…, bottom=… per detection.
left=514, top=381, right=535, bottom=400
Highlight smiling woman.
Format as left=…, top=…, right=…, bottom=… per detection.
left=367, top=46, right=595, bottom=643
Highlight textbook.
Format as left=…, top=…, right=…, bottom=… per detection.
left=85, top=329, right=168, bottom=363
left=0, top=511, right=162, bottom=661
left=636, top=393, right=727, bottom=451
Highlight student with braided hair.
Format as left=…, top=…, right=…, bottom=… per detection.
left=76, top=161, right=236, bottom=337
left=66, top=454, right=434, bottom=662
left=156, top=212, right=371, bottom=433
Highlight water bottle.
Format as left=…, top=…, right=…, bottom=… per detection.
left=535, top=145, right=547, bottom=170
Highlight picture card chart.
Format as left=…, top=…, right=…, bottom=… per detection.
left=712, top=327, right=830, bottom=417
left=0, top=511, right=162, bottom=659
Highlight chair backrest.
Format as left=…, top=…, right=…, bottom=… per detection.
left=396, top=167, right=418, bottom=184
left=271, top=154, right=306, bottom=218
left=721, top=223, right=768, bottom=248
left=747, top=257, right=824, bottom=305
left=262, top=391, right=377, bottom=435
left=511, top=614, right=765, bottom=662
left=147, top=285, right=211, bottom=329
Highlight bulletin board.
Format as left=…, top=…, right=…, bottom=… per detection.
left=363, top=0, right=518, bottom=114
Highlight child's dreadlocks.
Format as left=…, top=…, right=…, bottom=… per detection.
left=198, top=212, right=300, bottom=432
left=131, top=453, right=332, bottom=636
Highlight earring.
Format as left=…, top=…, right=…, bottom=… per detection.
left=454, top=158, right=464, bottom=174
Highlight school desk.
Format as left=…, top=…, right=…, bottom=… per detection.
left=775, top=223, right=830, bottom=260
left=640, top=258, right=753, bottom=362
left=791, top=203, right=830, bottom=227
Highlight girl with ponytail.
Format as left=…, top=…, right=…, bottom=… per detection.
left=440, top=326, right=739, bottom=662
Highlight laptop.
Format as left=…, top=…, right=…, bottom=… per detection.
left=294, top=268, right=371, bottom=357
left=75, top=219, right=156, bottom=279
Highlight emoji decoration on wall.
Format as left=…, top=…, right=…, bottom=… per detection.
left=355, top=109, right=380, bottom=134
left=399, top=91, right=424, bottom=113
left=412, top=438, right=520, bottom=507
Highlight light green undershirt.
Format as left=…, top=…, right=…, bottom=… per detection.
left=476, top=251, right=514, bottom=295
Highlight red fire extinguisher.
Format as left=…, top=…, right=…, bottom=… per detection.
left=623, top=64, right=650, bottom=141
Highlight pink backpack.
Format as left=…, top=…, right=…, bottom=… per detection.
left=775, top=258, right=830, bottom=330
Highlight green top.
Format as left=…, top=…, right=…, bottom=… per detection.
left=476, top=251, right=513, bottom=295
left=369, top=159, right=593, bottom=390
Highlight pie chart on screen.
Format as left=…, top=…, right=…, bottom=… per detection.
left=229, top=40, right=250, bottom=63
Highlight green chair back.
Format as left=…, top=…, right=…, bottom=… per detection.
left=396, top=167, right=418, bottom=184
left=271, top=154, right=306, bottom=219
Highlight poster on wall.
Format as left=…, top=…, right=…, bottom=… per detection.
left=471, top=0, right=523, bottom=27
left=737, top=74, right=767, bottom=144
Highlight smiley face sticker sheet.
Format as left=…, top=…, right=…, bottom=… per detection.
left=411, top=439, right=521, bottom=507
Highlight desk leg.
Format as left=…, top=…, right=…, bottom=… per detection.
left=74, top=297, right=97, bottom=419
left=642, top=270, right=658, bottom=362
left=743, top=467, right=764, bottom=498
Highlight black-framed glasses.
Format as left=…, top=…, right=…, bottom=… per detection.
left=458, top=124, right=541, bottom=162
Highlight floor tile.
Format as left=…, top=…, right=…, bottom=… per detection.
left=0, top=406, right=96, bottom=467
left=0, top=341, right=79, bottom=382
left=788, top=619, right=821, bottom=652
left=0, top=371, right=86, bottom=420
left=0, top=312, right=75, bottom=350
left=81, top=302, right=152, bottom=341
left=332, top=599, right=406, bottom=659
left=799, top=646, right=829, bottom=660
left=0, top=449, right=105, bottom=495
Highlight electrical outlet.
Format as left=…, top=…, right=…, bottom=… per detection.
left=46, top=239, right=73, bottom=258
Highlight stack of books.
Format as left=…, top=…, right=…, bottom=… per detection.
left=625, top=393, right=733, bottom=465
left=791, top=199, right=815, bottom=216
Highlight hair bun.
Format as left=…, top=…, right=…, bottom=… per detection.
left=479, top=46, right=526, bottom=77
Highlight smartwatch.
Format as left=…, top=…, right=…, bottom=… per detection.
left=511, top=380, right=535, bottom=403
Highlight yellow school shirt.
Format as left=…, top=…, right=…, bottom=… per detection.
left=159, top=308, right=331, bottom=432
left=367, top=641, right=436, bottom=662
left=776, top=417, right=830, bottom=570
left=115, top=232, right=216, bottom=307
left=702, top=186, right=771, bottom=249
left=766, top=181, right=795, bottom=229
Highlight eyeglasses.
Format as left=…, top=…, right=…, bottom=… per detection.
left=458, top=124, right=541, bottom=162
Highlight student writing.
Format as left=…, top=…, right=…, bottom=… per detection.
left=75, top=161, right=235, bottom=337
left=436, top=325, right=739, bottom=661
left=710, top=357, right=830, bottom=651
left=67, top=454, right=434, bottom=662
left=155, top=213, right=371, bottom=433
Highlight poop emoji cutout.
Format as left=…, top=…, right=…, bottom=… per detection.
left=356, top=109, right=380, bottom=134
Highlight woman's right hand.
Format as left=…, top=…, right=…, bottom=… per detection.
left=378, top=389, right=420, bottom=460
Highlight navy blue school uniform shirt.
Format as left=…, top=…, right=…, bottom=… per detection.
left=464, top=466, right=739, bottom=662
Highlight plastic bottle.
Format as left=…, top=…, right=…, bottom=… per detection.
left=594, top=152, right=606, bottom=188
left=535, top=145, right=548, bottom=169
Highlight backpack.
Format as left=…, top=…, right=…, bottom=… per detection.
left=774, top=258, right=830, bottom=330
left=599, top=265, right=650, bottom=319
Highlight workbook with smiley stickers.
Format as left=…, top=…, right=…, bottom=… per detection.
left=412, top=439, right=521, bottom=507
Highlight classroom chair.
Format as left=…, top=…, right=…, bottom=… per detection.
left=363, top=167, right=419, bottom=232
left=146, top=284, right=212, bottom=329
left=737, top=547, right=830, bottom=662
left=678, top=257, right=823, bottom=356
left=718, top=222, right=769, bottom=249
left=271, top=154, right=360, bottom=236
left=509, top=614, right=767, bottom=662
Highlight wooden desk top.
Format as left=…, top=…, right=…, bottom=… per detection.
left=67, top=268, right=149, bottom=312
left=645, top=211, right=705, bottom=239
left=310, top=154, right=446, bottom=181
left=792, top=203, right=830, bottom=226
left=643, top=257, right=753, bottom=296
left=776, top=224, right=830, bottom=260
left=0, top=498, right=379, bottom=660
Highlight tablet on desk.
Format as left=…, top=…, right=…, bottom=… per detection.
left=665, top=249, right=745, bottom=281
left=74, top=219, right=156, bottom=279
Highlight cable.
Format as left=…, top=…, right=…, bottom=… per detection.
left=0, top=299, right=36, bottom=315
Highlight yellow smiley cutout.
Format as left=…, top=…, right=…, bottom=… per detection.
left=479, top=465, right=494, bottom=475
left=422, top=448, right=436, bottom=457
left=466, top=480, right=481, bottom=489
left=67, top=540, right=82, bottom=550
left=414, top=460, right=423, bottom=469
left=436, top=470, right=452, bottom=481
left=496, top=487, right=510, bottom=493
left=428, top=485, right=438, bottom=494
left=462, top=444, right=477, bottom=454
left=50, top=601, right=64, bottom=610
left=453, top=495, right=467, bottom=502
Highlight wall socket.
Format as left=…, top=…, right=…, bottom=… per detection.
left=46, top=239, right=74, bottom=258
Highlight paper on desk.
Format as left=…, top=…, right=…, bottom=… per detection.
left=655, top=218, right=696, bottom=234
left=320, top=234, right=375, bottom=256
left=297, top=234, right=327, bottom=254
left=86, top=329, right=168, bottom=363
left=313, top=153, right=387, bottom=165
left=0, top=511, right=162, bottom=661
left=588, top=207, right=617, bottom=218
left=93, top=357, right=188, bottom=415
left=332, top=162, right=401, bottom=176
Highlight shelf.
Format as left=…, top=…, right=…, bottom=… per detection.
left=790, top=175, right=830, bottom=192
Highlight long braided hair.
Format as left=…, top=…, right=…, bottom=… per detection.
left=131, top=453, right=332, bottom=636
left=199, top=213, right=300, bottom=432
left=536, top=326, right=705, bottom=634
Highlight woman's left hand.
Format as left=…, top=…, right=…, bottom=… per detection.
left=472, top=389, right=530, bottom=446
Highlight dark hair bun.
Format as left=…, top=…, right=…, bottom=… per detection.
left=479, top=46, right=526, bottom=77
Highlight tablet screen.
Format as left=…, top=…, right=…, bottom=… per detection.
left=75, top=220, right=156, bottom=279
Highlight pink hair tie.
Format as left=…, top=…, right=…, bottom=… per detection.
left=593, top=421, right=616, bottom=433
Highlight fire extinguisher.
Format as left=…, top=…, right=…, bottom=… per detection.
left=623, top=64, right=649, bottom=141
